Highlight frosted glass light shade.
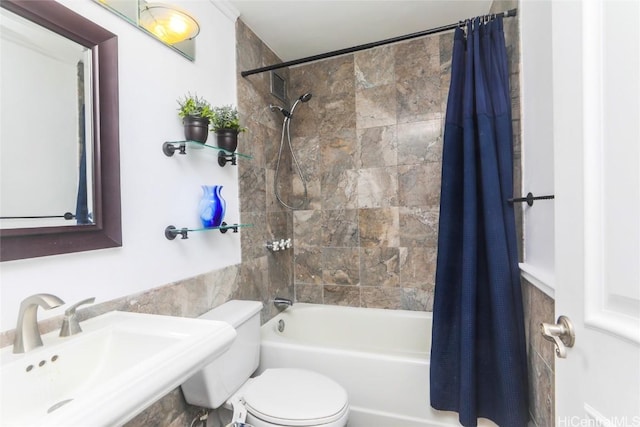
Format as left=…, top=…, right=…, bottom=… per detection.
left=139, top=3, right=199, bottom=45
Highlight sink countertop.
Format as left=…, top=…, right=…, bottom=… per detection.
left=0, top=311, right=236, bottom=426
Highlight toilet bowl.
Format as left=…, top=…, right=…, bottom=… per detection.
left=181, top=300, right=349, bottom=427
left=234, top=369, right=349, bottom=427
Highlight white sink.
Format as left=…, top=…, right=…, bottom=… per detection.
left=0, top=311, right=236, bottom=426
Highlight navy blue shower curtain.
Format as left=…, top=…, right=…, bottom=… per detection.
left=430, top=17, right=528, bottom=427
left=75, top=103, right=90, bottom=225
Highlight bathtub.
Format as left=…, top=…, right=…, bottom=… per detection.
left=258, top=303, right=494, bottom=427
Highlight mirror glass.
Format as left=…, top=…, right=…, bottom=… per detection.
left=0, top=7, right=94, bottom=229
left=94, top=0, right=196, bottom=61
left=0, top=0, right=122, bottom=262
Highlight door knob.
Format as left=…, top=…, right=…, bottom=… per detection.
left=540, top=315, right=575, bottom=358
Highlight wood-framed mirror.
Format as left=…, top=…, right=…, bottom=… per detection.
left=0, top=0, right=122, bottom=261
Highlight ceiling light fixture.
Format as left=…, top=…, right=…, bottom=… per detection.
left=139, top=3, right=200, bottom=45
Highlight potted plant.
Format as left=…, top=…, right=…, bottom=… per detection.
left=177, top=93, right=214, bottom=143
left=210, top=105, right=246, bottom=152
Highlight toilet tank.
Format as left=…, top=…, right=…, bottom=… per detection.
left=181, top=300, right=263, bottom=408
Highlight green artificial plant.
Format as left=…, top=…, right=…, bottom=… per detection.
left=210, top=105, right=247, bottom=133
left=176, top=93, right=214, bottom=121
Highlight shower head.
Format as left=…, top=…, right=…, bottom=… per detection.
left=289, top=92, right=312, bottom=117
left=299, top=93, right=312, bottom=103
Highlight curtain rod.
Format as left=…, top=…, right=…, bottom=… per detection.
left=241, top=8, right=517, bottom=77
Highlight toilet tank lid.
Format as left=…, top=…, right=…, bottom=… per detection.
left=199, top=300, right=263, bottom=328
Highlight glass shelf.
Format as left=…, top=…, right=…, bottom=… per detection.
left=165, top=222, right=253, bottom=240
left=162, top=140, right=252, bottom=166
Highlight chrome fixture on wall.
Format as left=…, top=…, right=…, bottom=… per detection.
left=266, top=238, right=292, bottom=251
left=271, top=92, right=313, bottom=210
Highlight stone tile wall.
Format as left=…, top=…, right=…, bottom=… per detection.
left=232, top=2, right=525, bottom=313
left=286, top=35, right=451, bottom=310
left=236, top=19, right=295, bottom=320
left=285, top=16, right=522, bottom=311
left=522, top=279, right=556, bottom=426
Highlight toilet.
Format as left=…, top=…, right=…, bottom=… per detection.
left=181, top=300, right=350, bottom=427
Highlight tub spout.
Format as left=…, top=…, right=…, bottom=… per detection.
left=273, top=297, right=293, bottom=311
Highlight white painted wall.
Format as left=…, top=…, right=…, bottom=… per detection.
left=0, top=0, right=240, bottom=330
left=518, top=0, right=555, bottom=297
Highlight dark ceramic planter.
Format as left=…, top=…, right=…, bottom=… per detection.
left=215, top=128, right=239, bottom=152
left=183, top=116, right=210, bottom=143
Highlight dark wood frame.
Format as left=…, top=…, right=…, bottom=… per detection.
left=0, top=0, right=122, bottom=261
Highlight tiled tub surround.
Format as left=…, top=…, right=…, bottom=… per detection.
left=285, top=26, right=522, bottom=311
left=235, top=4, right=553, bottom=424
left=234, top=3, right=522, bottom=313
left=286, top=39, right=448, bottom=310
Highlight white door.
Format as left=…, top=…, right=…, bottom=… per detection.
left=552, top=0, right=640, bottom=425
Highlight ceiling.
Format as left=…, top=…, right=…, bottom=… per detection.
left=227, top=1, right=493, bottom=63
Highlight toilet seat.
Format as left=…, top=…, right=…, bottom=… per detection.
left=240, top=369, right=349, bottom=427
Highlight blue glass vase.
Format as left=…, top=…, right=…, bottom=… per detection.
left=199, top=185, right=226, bottom=228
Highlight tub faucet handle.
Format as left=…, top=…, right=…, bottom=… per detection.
left=267, top=240, right=281, bottom=251
left=60, top=297, right=96, bottom=337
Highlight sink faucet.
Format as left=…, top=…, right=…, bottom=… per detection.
left=13, top=293, right=65, bottom=354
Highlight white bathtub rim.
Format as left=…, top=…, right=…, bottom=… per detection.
left=263, top=303, right=432, bottom=359
left=279, top=303, right=433, bottom=318
left=262, top=339, right=429, bottom=364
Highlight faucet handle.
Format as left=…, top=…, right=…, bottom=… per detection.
left=64, top=297, right=96, bottom=315
left=59, top=297, right=95, bottom=337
